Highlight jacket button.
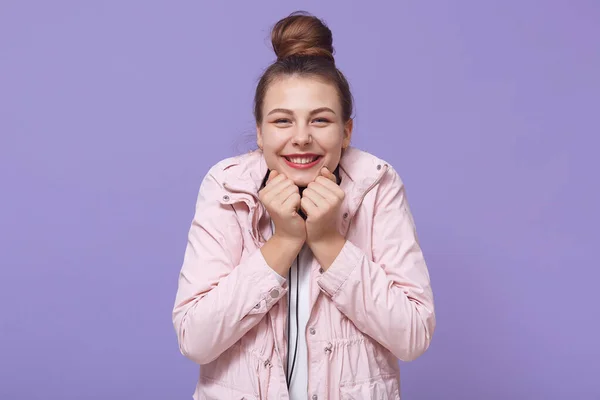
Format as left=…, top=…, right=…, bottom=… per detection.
left=254, top=303, right=260, bottom=309
left=312, top=395, right=318, bottom=400
left=342, top=212, right=348, bottom=219
left=318, top=268, right=324, bottom=274
left=222, top=195, right=230, bottom=201
left=270, top=289, right=279, bottom=298
left=309, top=328, right=316, bottom=335
left=376, top=164, right=382, bottom=170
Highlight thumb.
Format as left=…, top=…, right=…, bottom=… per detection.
left=320, top=167, right=336, bottom=183
left=267, top=170, right=279, bottom=184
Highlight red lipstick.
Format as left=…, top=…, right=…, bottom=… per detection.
left=282, top=153, right=322, bottom=169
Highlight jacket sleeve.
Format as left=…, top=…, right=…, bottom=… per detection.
left=316, top=166, right=435, bottom=362
left=172, top=171, right=287, bottom=365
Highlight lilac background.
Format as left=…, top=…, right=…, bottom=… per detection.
left=1, top=1, right=599, bottom=399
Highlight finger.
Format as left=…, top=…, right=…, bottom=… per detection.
left=282, top=192, right=302, bottom=215
left=277, top=184, right=300, bottom=206
left=262, top=177, right=294, bottom=203
left=261, top=174, right=286, bottom=198
left=302, top=187, right=329, bottom=208
left=320, top=167, right=336, bottom=183
left=300, top=196, right=318, bottom=218
left=267, top=170, right=280, bottom=185
left=307, top=181, right=339, bottom=205
left=266, top=171, right=285, bottom=188
left=314, top=176, right=345, bottom=200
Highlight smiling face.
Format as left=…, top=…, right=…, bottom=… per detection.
left=256, top=75, right=353, bottom=187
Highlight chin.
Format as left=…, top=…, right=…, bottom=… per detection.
left=286, top=172, right=316, bottom=188
left=278, top=161, right=322, bottom=185
left=293, top=178, right=313, bottom=188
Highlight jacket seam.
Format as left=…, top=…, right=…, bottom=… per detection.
left=312, top=336, right=365, bottom=345
left=199, top=374, right=251, bottom=393
left=328, top=247, right=360, bottom=298
left=330, top=265, right=356, bottom=298
left=339, top=372, right=399, bottom=387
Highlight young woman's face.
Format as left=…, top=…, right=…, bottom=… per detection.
left=257, top=75, right=352, bottom=187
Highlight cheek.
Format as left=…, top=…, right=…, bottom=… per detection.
left=261, top=130, right=286, bottom=150
left=317, top=128, right=345, bottom=150
left=317, top=133, right=343, bottom=167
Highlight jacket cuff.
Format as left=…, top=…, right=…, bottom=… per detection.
left=246, top=249, right=287, bottom=315
left=317, top=240, right=362, bottom=298
left=269, top=268, right=287, bottom=286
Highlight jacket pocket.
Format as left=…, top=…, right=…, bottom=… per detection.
left=339, top=373, right=400, bottom=400
left=197, top=375, right=258, bottom=400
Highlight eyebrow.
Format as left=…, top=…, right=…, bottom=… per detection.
left=266, top=107, right=337, bottom=116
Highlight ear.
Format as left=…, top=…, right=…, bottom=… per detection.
left=256, top=124, right=263, bottom=150
left=342, top=118, right=353, bottom=149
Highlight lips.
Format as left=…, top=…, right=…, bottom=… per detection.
left=282, top=154, right=322, bottom=169
left=285, top=155, right=319, bottom=164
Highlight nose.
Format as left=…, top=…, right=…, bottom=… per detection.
left=291, top=125, right=312, bottom=146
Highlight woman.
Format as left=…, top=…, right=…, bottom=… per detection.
left=173, top=11, right=435, bottom=400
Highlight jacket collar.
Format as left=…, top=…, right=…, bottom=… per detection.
left=217, top=147, right=389, bottom=244
left=220, top=146, right=386, bottom=197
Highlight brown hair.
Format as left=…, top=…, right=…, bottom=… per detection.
left=253, top=11, right=354, bottom=124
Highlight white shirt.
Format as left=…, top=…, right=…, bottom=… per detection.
left=269, top=222, right=311, bottom=399
left=287, top=244, right=312, bottom=399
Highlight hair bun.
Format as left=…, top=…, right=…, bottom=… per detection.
left=271, top=11, right=334, bottom=62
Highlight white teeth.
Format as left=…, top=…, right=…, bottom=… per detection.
left=288, top=156, right=318, bottom=164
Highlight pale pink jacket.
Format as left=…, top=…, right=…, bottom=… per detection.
left=173, top=147, right=435, bottom=399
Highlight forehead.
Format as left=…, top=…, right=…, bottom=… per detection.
left=263, top=75, right=340, bottom=112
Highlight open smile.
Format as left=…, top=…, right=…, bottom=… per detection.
left=282, top=154, right=322, bottom=169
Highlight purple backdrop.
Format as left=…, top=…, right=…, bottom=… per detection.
left=1, top=1, right=598, bottom=399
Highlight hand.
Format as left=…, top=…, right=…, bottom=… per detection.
left=258, top=170, right=306, bottom=245
left=300, top=167, right=345, bottom=245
